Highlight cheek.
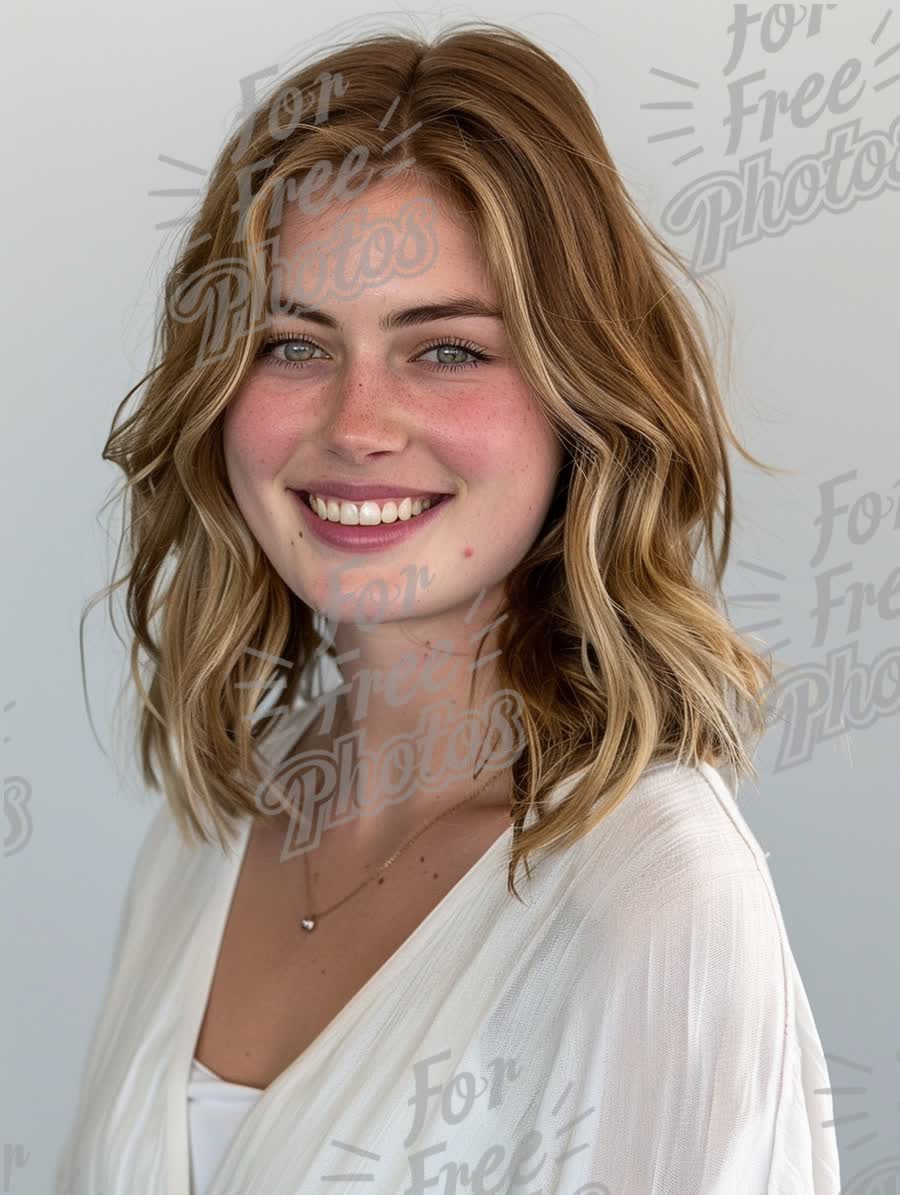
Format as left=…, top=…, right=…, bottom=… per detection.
left=424, top=381, right=541, bottom=480
left=448, top=396, right=558, bottom=531
left=223, top=383, right=300, bottom=481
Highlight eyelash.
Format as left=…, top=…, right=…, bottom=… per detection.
left=255, top=333, right=493, bottom=373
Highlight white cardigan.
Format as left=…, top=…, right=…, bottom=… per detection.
left=54, top=689, right=842, bottom=1194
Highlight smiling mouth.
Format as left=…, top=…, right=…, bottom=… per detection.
left=295, top=490, right=452, bottom=525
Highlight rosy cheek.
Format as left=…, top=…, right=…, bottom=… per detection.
left=422, top=382, right=530, bottom=478
left=224, top=383, right=303, bottom=478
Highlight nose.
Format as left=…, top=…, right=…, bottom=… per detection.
left=318, top=356, right=409, bottom=459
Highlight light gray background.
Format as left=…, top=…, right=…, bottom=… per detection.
left=3, top=2, right=898, bottom=1191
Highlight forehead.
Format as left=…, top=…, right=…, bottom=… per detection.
left=269, top=173, right=495, bottom=303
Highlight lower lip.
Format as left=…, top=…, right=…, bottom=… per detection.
left=290, top=491, right=454, bottom=552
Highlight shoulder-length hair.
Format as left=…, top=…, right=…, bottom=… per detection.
left=83, top=21, right=777, bottom=900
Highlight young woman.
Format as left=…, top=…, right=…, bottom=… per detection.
left=57, top=22, right=841, bottom=1195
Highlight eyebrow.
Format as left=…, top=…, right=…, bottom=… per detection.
left=269, top=295, right=504, bottom=331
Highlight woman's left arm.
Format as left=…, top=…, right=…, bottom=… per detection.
left=564, top=871, right=842, bottom=1195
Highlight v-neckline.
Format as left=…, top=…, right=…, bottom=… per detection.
left=174, top=694, right=518, bottom=1194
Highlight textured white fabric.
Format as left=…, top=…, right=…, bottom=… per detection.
left=187, top=1058, right=263, bottom=1195
left=55, top=686, right=842, bottom=1194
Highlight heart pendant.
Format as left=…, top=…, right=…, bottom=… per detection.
left=300, top=918, right=316, bottom=932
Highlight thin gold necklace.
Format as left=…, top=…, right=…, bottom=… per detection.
left=298, top=708, right=508, bottom=933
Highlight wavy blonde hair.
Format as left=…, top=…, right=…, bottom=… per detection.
left=83, top=20, right=779, bottom=900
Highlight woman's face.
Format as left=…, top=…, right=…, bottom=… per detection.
left=223, top=174, right=565, bottom=629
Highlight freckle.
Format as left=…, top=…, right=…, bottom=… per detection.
left=463, top=546, right=474, bottom=558
left=432, top=872, right=439, bottom=880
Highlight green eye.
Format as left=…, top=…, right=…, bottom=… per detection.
left=415, top=338, right=492, bottom=372
left=256, top=336, right=327, bottom=369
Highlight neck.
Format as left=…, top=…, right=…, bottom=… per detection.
left=316, top=589, right=516, bottom=828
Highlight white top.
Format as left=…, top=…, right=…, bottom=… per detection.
left=55, top=683, right=842, bottom=1194
left=187, top=1057, right=263, bottom=1195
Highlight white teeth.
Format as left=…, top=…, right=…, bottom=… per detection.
left=308, top=494, right=440, bottom=525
